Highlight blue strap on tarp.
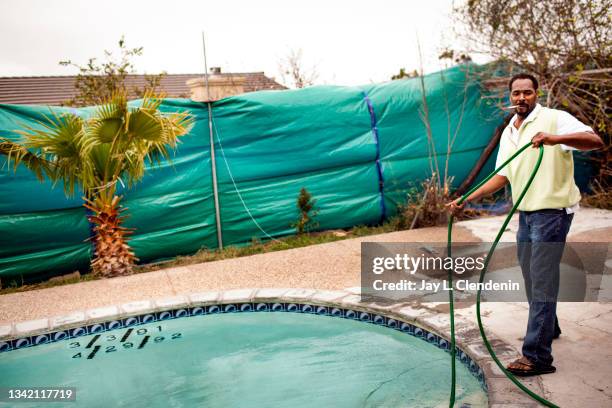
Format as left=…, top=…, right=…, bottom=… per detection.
left=362, top=91, right=386, bottom=222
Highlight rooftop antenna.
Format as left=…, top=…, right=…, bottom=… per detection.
left=202, top=31, right=211, bottom=101
left=202, top=31, right=223, bottom=250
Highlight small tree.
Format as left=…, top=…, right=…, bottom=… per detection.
left=391, top=68, right=419, bottom=80
left=0, top=91, right=193, bottom=277
left=293, top=187, right=319, bottom=234
left=60, top=36, right=166, bottom=107
left=394, top=38, right=472, bottom=229
left=438, top=49, right=472, bottom=66
left=454, top=0, right=611, bottom=184
left=278, top=48, right=318, bottom=89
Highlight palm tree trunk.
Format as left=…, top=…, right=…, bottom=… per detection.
left=83, top=193, right=138, bottom=277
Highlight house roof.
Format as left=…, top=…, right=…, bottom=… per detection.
left=0, top=72, right=287, bottom=106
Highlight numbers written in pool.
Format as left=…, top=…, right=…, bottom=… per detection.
left=67, top=325, right=183, bottom=360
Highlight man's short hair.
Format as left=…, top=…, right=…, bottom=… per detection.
left=508, top=73, right=539, bottom=91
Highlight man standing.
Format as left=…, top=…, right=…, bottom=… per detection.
left=447, top=73, right=603, bottom=376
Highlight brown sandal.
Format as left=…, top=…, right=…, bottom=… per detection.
left=507, top=356, right=556, bottom=376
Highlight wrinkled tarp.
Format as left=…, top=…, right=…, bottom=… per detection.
left=0, top=65, right=595, bottom=281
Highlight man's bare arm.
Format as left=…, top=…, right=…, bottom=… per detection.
left=446, top=175, right=509, bottom=213
left=532, top=131, right=604, bottom=151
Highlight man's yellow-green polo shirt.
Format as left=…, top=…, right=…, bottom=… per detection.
left=496, top=105, right=582, bottom=211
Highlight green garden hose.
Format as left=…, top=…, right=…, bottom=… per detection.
left=447, top=142, right=560, bottom=408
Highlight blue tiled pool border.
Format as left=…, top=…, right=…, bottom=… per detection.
left=0, top=301, right=486, bottom=391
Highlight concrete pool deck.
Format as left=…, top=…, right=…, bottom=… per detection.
left=1, top=208, right=611, bottom=407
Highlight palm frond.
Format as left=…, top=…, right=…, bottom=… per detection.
left=139, top=91, right=164, bottom=112
left=127, top=109, right=163, bottom=142
left=88, top=143, right=121, bottom=183
left=12, top=112, right=90, bottom=196
left=97, top=91, right=128, bottom=120
left=89, top=91, right=128, bottom=144
left=146, top=142, right=173, bottom=165
left=162, top=112, right=193, bottom=146
left=163, top=111, right=194, bottom=139
left=89, top=117, right=124, bottom=144
left=120, top=149, right=146, bottom=187
left=0, top=139, right=54, bottom=182
left=17, top=112, right=85, bottom=158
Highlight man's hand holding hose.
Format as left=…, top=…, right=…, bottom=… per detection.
left=445, top=174, right=509, bottom=215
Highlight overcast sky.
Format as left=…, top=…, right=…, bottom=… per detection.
left=0, top=0, right=485, bottom=86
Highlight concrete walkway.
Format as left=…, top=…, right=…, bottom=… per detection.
left=458, top=207, right=612, bottom=242
left=0, top=226, right=480, bottom=324
left=1, top=209, right=610, bottom=407
left=455, top=209, right=612, bottom=407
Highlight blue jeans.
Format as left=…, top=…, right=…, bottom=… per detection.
left=517, top=209, right=573, bottom=366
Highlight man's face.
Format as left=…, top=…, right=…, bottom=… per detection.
left=510, top=78, right=538, bottom=118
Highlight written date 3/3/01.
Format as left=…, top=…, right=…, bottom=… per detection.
left=68, top=325, right=183, bottom=360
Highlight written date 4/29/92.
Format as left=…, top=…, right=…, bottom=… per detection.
left=68, top=325, right=183, bottom=360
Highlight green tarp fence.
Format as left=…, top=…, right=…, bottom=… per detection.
left=0, top=65, right=595, bottom=281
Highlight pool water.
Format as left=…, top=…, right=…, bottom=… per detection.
left=0, top=312, right=487, bottom=407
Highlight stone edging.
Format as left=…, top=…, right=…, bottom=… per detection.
left=0, top=288, right=545, bottom=407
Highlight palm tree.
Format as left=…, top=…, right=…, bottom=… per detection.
left=0, top=91, right=193, bottom=277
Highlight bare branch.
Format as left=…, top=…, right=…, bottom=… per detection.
left=277, top=48, right=318, bottom=89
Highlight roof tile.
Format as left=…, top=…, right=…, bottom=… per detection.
left=0, top=72, right=286, bottom=106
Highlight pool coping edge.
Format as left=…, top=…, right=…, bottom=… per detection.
left=0, top=288, right=544, bottom=407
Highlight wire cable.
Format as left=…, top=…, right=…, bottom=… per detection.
left=209, top=112, right=288, bottom=246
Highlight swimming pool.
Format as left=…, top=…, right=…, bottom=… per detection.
left=0, top=302, right=487, bottom=407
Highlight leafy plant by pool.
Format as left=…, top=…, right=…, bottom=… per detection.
left=0, top=92, right=193, bottom=277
